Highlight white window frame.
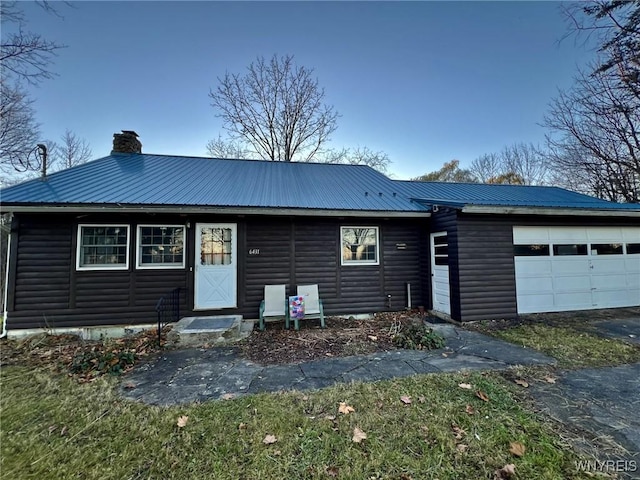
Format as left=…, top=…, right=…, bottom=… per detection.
left=340, top=226, right=380, bottom=266
left=136, top=224, right=186, bottom=269
left=76, top=224, right=130, bottom=271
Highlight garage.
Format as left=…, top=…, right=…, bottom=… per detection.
left=513, top=226, right=640, bottom=314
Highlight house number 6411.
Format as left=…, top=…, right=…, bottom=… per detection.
left=248, top=249, right=260, bottom=255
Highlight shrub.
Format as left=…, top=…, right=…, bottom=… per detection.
left=70, top=348, right=136, bottom=376
left=393, top=323, right=445, bottom=350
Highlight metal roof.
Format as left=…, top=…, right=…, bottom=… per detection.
left=0, top=154, right=426, bottom=213
left=1, top=153, right=638, bottom=215
left=393, top=180, right=640, bottom=210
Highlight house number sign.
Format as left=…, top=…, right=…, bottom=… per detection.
left=248, top=249, right=260, bottom=255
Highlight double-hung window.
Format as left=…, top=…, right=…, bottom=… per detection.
left=77, top=225, right=129, bottom=270
left=137, top=225, right=185, bottom=268
left=341, top=226, right=379, bottom=265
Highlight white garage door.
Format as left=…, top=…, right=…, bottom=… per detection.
left=514, top=226, right=640, bottom=314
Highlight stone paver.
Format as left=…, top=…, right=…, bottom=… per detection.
left=121, top=323, right=553, bottom=405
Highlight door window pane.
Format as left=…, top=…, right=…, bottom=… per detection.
left=553, top=244, right=587, bottom=256
left=514, top=244, right=550, bottom=256
left=591, top=243, right=623, bottom=255
left=201, top=228, right=233, bottom=265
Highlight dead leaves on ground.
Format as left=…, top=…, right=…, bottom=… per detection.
left=338, top=402, right=355, bottom=415
left=262, top=434, right=278, bottom=445
left=509, top=441, right=526, bottom=457
left=475, top=390, right=490, bottom=402
left=176, top=415, right=189, bottom=428
left=352, top=427, right=367, bottom=443
left=494, top=463, right=516, bottom=479
left=400, top=395, right=412, bottom=405
left=514, top=378, right=529, bottom=388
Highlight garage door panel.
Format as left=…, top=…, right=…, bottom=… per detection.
left=550, top=259, right=590, bottom=275
left=553, top=275, right=591, bottom=291
left=514, top=226, right=640, bottom=314
left=555, top=292, right=594, bottom=308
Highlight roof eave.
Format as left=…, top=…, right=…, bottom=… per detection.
left=461, top=205, right=640, bottom=217
left=0, top=203, right=431, bottom=218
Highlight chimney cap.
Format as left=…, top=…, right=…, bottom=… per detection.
left=120, top=130, right=139, bottom=137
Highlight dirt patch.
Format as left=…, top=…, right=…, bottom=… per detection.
left=465, top=307, right=640, bottom=334
left=238, top=311, right=423, bottom=365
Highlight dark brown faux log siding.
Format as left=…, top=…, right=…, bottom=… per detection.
left=456, top=215, right=517, bottom=322
left=13, top=216, right=71, bottom=314
left=455, top=214, right=640, bottom=322
left=430, top=209, right=460, bottom=319
left=381, top=221, right=428, bottom=311
left=7, top=214, right=428, bottom=329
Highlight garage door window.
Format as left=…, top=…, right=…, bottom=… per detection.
left=514, top=244, right=549, bottom=256
left=591, top=243, right=623, bottom=255
left=627, top=243, right=640, bottom=254
left=553, top=244, right=588, bottom=256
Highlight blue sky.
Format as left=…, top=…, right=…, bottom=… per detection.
left=14, top=1, right=594, bottom=180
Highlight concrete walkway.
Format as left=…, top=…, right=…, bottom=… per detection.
left=121, top=324, right=554, bottom=406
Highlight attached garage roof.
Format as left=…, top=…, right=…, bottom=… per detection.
left=394, top=180, right=640, bottom=211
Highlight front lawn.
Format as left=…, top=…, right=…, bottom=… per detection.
left=1, top=365, right=587, bottom=479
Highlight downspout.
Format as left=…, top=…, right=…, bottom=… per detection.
left=1, top=218, right=11, bottom=338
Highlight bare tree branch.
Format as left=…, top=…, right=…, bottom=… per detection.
left=209, top=54, right=339, bottom=162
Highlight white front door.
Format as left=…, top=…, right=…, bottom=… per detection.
left=431, top=232, right=451, bottom=315
left=194, top=223, right=237, bottom=309
left=514, top=226, right=640, bottom=314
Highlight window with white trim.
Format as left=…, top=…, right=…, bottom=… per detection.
left=137, top=225, right=185, bottom=269
left=77, top=225, right=129, bottom=270
left=341, top=226, right=379, bottom=265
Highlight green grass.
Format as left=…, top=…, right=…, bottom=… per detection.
left=1, top=366, right=587, bottom=479
left=493, top=324, right=640, bottom=368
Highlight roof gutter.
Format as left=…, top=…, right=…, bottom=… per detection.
left=0, top=204, right=431, bottom=218
left=461, top=205, right=640, bottom=217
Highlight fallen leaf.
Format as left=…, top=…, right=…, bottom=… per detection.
left=367, top=335, right=378, bottom=341
left=338, top=402, right=355, bottom=415
left=263, top=434, right=277, bottom=445
left=301, top=395, right=309, bottom=401
left=352, top=427, right=367, bottom=443
left=514, top=379, right=529, bottom=388
left=238, top=422, right=247, bottom=430
left=326, top=466, right=339, bottom=477
left=458, top=383, right=472, bottom=390
left=493, top=463, right=516, bottom=479
left=418, top=396, right=426, bottom=404
left=451, top=425, right=466, bottom=440
left=376, top=401, right=384, bottom=409
left=544, top=376, right=557, bottom=384
left=509, top=442, right=526, bottom=457
left=324, top=415, right=337, bottom=421
left=177, top=415, right=189, bottom=428
left=123, top=382, right=136, bottom=390
left=456, top=443, right=468, bottom=452
left=221, top=393, right=236, bottom=400
left=400, top=474, right=413, bottom=480
left=465, top=404, right=476, bottom=415
left=400, top=395, right=412, bottom=405
left=475, top=390, right=490, bottom=402
left=420, top=425, right=429, bottom=432
left=272, top=449, right=281, bottom=456
left=60, top=426, right=67, bottom=436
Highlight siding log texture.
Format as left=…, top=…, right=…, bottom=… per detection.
left=455, top=213, right=640, bottom=322
left=7, top=214, right=428, bottom=330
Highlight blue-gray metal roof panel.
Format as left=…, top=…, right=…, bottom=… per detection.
left=393, top=180, right=640, bottom=210
left=0, top=154, right=426, bottom=212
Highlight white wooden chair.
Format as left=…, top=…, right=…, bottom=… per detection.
left=259, top=284, right=288, bottom=331
left=294, top=284, right=326, bottom=330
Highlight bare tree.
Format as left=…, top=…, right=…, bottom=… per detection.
left=51, top=129, right=92, bottom=170
left=209, top=54, right=339, bottom=162
left=544, top=66, right=640, bottom=202
left=1, top=1, right=65, bottom=176
left=413, top=160, right=477, bottom=183
left=320, top=146, right=391, bottom=173
left=469, top=144, right=549, bottom=186
left=205, top=135, right=254, bottom=159
left=0, top=76, right=39, bottom=179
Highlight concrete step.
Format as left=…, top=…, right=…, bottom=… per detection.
left=167, top=315, right=254, bottom=348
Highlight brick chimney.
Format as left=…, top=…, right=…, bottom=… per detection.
left=112, top=130, right=142, bottom=154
